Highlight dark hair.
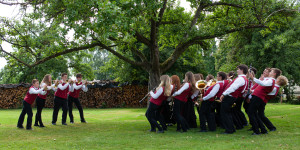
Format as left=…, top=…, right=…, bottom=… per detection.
left=228, top=71, right=235, bottom=78
left=76, top=73, right=82, bottom=78
left=171, top=75, right=181, bottom=92
left=32, top=79, right=39, bottom=84
left=271, top=68, right=282, bottom=78
left=250, top=67, right=257, bottom=75
left=218, top=72, right=227, bottom=80
left=206, top=74, right=214, bottom=80
left=194, top=74, right=201, bottom=81
left=61, top=73, right=68, bottom=77
left=237, top=64, right=248, bottom=74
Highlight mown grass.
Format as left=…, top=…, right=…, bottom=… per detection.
left=0, top=104, right=299, bottom=149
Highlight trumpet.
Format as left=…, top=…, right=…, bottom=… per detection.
left=207, top=79, right=217, bottom=87
left=195, top=80, right=207, bottom=90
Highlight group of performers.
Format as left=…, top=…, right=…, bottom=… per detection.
left=17, top=73, right=88, bottom=130
left=145, top=64, right=288, bottom=135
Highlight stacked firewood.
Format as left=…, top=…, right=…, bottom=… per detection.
left=0, top=82, right=148, bottom=109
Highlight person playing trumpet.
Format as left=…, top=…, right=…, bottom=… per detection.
left=52, top=73, right=74, bottom=125
left=68, top=73, right=88, bottom=124
left=197, top=72, right=226, bottom=132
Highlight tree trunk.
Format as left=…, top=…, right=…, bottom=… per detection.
left=148, top=69, right=161, bottom=91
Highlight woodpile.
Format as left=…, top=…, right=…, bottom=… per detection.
left=0, top=82, right=148, bottom=109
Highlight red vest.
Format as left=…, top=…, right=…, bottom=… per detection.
left=174, top=83, right=191, bottom=102
left=24, top=86, right=39, bottom=105
left=150, top=87, right=168, bottom=106
left=223, top=80, right=230, bottom=90
left=38, top=83, right=50, bottom=99
left=251, top=83, right=259, bottom=90
left=54, top=82, right=69, bottom=99
left=252, top=78, right=275, bottom=101
left=224, top=76, right=248, bottom=98
left=68, top=82, right=83, bottom=98
left=264, top=85, right=280, bottom=103
left=204, top=82, right=224, bottom=101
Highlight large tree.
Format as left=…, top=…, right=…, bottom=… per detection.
left=0, top=0, right=296, bottom=89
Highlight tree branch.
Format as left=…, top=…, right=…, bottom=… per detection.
left=157, top=0, right=168, bottom=27
left=161, top=24, right=267, bottom=72
left=0, top=45, right=31, bottom=67
left=135, top=31, right=151, bottom=46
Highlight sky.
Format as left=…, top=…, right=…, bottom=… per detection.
left=0, top=0, right=192, bottom=70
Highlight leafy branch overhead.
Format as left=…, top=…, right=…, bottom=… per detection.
left=0, top=0, right=298, bottom=87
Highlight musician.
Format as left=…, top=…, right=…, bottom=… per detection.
left=52, top=73, right=74, bottom=125
left=68, top=73, right=88, bottom=124
left=248, top=68, right=282, bottom=135
left=172, top=72, right=196, bottom=132
left=17, top=79, right=46, bottom=130
left=146, top=75, right=172, bottom=133
left=261, top=75, right=288, bottom=131
left=220, top=65, right=249, bottom=134
left=198, top=72, right=226, bottom=132
left=183, top=74, right=201, bottom=128
left=34, top=74, right=56, bottom=127
left=204, top=74, right=214, bottom=91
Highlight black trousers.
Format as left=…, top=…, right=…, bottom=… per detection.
left=146, top=102, right=163, bottom=131
left=214, top=101, right=223, bottom=128
left=173, top=99, right=189, bottom=131
left=35, top=96, right=46, bottom=126
left=68, top=95, right=85, bottom=122
left=183, top=98, right=197, bottom=128
left=259, top=103, right=276, bottom=130
left=248, top=95, right=268, bottom=134
left=17, top=100, right=33, bottom=129
left=52, top=96, right=68, bottom=124
left=199, top=100, right=216, bottom=131
left=235, top=97, right=248, bottom=125
left=220, top=95, right=236, bottom=133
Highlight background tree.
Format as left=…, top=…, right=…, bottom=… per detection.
left=0, top=0, right=297, bottom=89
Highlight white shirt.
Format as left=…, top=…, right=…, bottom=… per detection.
left=150, top=85, right=173, bottom=99
left=40, top=83, right=56, bottom=91
left=253, top=77, right=275, bottom=87
left=70, top=80, right=88, bottom=92
left=223, top=75, right=246, bottom=96
left=54, top=80, right=74, bottom=92
left=203, top=81, right=223, bottom=101
left=267, top=84, right=280, bottom=95
left=191, top=90, right=200, bottom=99
left=172, top=83, right=189, bottom=97
left=29, top=87, right=46, bottom=95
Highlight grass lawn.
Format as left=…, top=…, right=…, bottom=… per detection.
left=0, top=104, right=299, bottom=149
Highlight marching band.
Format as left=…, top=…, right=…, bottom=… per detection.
left=16, top=64, right=288, bottom=136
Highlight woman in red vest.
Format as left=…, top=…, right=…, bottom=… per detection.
left=34, top=74, right=56, bottom=127
left=17, top=79, right=47, bottom=130
left=172, top=72, right=196, bottom=132
left=146, top=75, right=172, bottom=133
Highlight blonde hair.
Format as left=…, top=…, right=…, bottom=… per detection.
left=42, top=74, right=52, bottom=86
left=276, top=76, right=288, bottom=87
left=157, top=75, right=172, bottom=96
left=184, top=71, right=196, bottom=93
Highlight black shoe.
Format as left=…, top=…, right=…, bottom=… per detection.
left=81, top=121, right=87, bottom=123
left=26, top=127, right=33, bottom=130
left=269, top=128, right=276, bottom=132
left=251, top=132, right=261, bottom=135
left=52, top=123, right=56, bottom=125
left=176, top=129, right=182, bottom=132
left=34, top=124, right=39, bottom=127
left=149, top=129, right=156, bottom=132
left=182, top=130, right=187, bottom=132
left=261, top=132, right=268, bottom=134
left=157, top=130, right=164, bottom=133
left=243, top=123, right=249, bottom=126
left=70, top=121, right=74, bottom=124
left=62, top=123, right=67, bottom=125
left=39, top=124, right=45, bottom=127
left=236, top=127, right=244, bottom=130
left=199, top=130, right=207, bottom=132
left=247, top=128, right=253, bottom=131
left=17, top=125, right=24, bottom=129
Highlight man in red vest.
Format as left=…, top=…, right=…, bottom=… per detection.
left=220, top=64, right=249, bottom=134
left=198, top=72, right=226, bottom=132
left=52, top=73, right=74, bottom=125
left=68, top=73, right=88, bottom=123
left=248, top=68, right=281, bottom=135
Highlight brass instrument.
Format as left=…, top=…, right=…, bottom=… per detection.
left=195, top=80, right=207, bottom=90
